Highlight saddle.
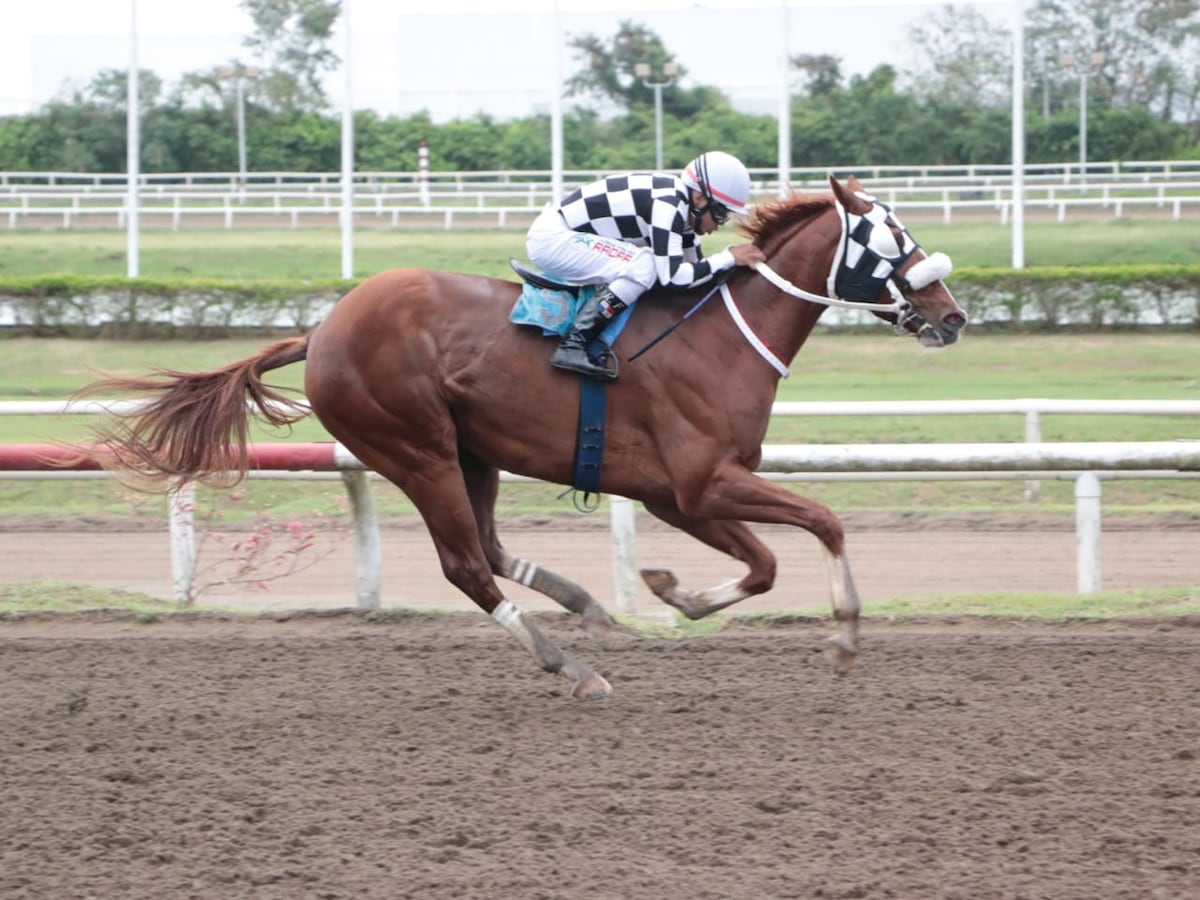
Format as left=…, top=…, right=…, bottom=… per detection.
left=508, top=258, right=580, bottom=296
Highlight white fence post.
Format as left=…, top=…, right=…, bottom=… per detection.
left=340, top=470, right=381, bottom=608
left=168, top=481, right=196, bottom=605
left=1075, top=472, right=1102, bottom=594
left=1024, top=410, right=1042, bottom=503
left=610, top=495, right=638, bottom=614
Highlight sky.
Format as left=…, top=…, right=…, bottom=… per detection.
left=0, top=1, right=1015, bottom=121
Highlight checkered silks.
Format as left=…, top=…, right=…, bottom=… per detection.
left=557, top=173, right=711, bottom=289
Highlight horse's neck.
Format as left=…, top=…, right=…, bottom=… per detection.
left=729, top=215, right=836, bottom=366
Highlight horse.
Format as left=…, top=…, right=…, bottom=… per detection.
left=78, top=174, right=965, bottom=701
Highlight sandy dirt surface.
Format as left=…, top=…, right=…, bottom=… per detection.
left=1, top=511, right=1197, bottom=614
left=1, top=512, right=1199, bottom=898
left=1, top=609, right=1198, bottom=899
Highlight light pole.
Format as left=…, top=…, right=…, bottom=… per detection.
left=218, top=63, right=260, bottom=186
left=634, top=62, right=678, bottom=170
left=1059, top=51, right=1105, bottom=187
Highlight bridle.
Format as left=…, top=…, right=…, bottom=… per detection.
left=634, top=186, right=954, bottom=377
left=753, top=191, right=952, bottom=338
left=720, top=191, right=953, bottom=376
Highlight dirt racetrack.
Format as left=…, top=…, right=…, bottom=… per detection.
left=2, top=513, right=1199, bottom=898
left=1, top=609, right=1198, bottom=899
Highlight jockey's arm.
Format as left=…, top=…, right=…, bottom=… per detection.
left=652, top=201, right=736, bottom=289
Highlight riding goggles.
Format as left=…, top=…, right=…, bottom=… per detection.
left=708, top=202, right=731, bottom=225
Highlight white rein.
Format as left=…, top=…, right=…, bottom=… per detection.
left=718, top=264, right=909, bottom=380
left=752, top=259, right=912, bottom=317
left=719, top=249, right=952, bottom=379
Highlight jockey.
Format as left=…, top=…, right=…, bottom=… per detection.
left=525, top=150, right=767, bottom=381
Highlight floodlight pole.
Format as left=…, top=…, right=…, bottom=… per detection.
left=1060, top=51, right=1105, bottom=190
left=236, top=76, right=248, bottom=181
left=127, top=0, right=140, bottom=278
left=340, top=0, right=354, bottom=280
left=218, top=63, right=260, bottom=187
left=634, top=62, right=678, bottom=170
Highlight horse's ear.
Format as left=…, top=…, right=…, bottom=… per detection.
left=829, top=173, right=871, bottom=212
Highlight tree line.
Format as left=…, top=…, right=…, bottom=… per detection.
left=1, top=0, right=1198, bottom=175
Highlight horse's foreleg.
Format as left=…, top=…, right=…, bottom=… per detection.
left=639, top=569, right=748, bottom=620
left=669, top=466, right=862, bottom=672
left=459, top=451, right=633, bottom=639
left=822, top=546, right=861, bottom=673
left=638, top=501, right=773, bottom=620
left=490, top=600, right=612, bottom=700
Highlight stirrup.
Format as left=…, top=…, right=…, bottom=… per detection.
left=551, top=346, right=618, bottom=382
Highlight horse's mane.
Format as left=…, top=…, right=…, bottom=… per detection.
left=741, top=191, right=834, bottom=245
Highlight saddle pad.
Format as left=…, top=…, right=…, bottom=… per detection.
left=509, top=283, right=635, bottom=344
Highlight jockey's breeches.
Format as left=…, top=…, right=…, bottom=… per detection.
left=525, top=204, right=657, bottom=305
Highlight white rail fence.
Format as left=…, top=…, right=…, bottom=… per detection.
left=3, top=399, right=1199, bottom=611
left=8, top=161, right=1200, bottom=229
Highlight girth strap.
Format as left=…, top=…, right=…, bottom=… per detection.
left=571, top=377, right=606, bottom=501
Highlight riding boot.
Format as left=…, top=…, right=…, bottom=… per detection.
left=550, top=287, right=627, bottom=381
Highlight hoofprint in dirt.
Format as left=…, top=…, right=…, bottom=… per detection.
left=1, top=610, right=1197, bottom=900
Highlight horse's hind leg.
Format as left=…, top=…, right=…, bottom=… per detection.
left=459, top=451, right=634, bottom=639
left=333, top=434, right=612, bottom=699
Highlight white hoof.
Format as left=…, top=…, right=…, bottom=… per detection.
left=572, top=671, right=613, bottom=700
left=826, top=633, right=858, bottom=673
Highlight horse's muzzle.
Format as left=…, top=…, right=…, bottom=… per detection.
left=916, top=311, right=967, bottom=347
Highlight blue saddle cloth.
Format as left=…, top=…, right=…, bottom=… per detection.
left=510, top=283, right=634, bottom=344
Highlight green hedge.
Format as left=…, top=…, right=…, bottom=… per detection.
left=1, top=267, right=1197, bottom=337
left=0, top=275, right=353, bottom=338
left=947, top=265, right=1200, bottom=329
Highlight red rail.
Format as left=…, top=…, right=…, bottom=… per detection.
left=0, top=443, right=346, bottom=473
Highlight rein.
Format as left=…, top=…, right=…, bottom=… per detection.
left=630, top=191, right=952, bottom=377
left=723, top=260, right=921, bottom=378
left=752, top=259, right=912, bottom=320
left=722, top=194, right=954, bottom=375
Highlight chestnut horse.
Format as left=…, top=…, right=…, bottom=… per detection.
left=81, top=174, right=965, bottom=700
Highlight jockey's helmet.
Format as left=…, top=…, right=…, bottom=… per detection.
left=681, top=151, right=752, bottom=216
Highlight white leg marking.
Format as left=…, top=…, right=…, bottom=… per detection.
left=707, top=577, right=749, bottom=608
left=514, top=558, right=538, bottom=587
left=824, top=549, right=848, bottom=613
left=491, top=598, right=521, bottom=628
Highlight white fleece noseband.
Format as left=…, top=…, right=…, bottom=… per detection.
left=904, top=252, right=953, bottom=290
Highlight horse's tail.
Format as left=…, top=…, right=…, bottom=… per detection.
left=75, top=334, right=312, bottom=489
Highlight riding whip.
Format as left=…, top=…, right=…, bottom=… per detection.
left=628, top=271, right=733, bottom=362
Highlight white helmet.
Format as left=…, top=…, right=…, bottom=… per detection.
left=681, top=151, right=753, bottom=216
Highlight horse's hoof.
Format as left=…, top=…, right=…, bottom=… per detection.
left=640, top=568, right=678, bottom=598
left=572, top=671, right=613, bottom=701
left=826, top=634, right=858, bottom=674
